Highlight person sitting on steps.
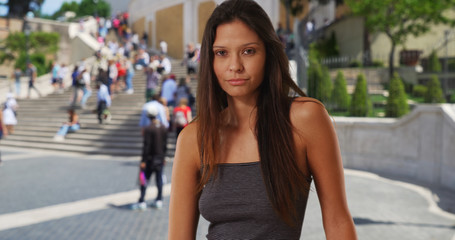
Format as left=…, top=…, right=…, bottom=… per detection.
left=53, top=108, right=80, bottom=141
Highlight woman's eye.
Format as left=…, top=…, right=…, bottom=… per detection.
left=215, top=50, right=227, bottom=56
left=243, top=48, right=255, bottom=55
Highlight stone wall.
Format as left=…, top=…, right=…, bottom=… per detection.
left=334, top=104, right=455, bottom=191
left=129, top=0, right=282, bottom=59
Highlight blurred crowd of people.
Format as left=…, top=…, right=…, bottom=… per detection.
left=1, top=10, right=200, bottom=207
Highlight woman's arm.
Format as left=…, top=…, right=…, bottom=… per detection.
left=168, top=123, right=201, bottom=240
left=293, top=99, right=357, bottom=239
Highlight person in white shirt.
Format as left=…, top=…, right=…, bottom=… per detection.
left=80, top=69, right=92, bottom=108
left=108, top=59, right=118, bottom=95
left=96, top=71, right=112, bottom=124
left=135, top=48, right=150, bottom=68
left=160, top=40, right=168, bottom=55
left=157, top=55, right=171, bottom=75
left=57, top=63, right=68, bottom=92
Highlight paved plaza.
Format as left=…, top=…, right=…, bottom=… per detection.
left=0, top=147, right=454, bottom=240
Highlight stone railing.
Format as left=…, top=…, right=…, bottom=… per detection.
left=334, top=104, right=455, bottom=191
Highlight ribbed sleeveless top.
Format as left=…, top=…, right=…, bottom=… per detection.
left=199, top=162, right=310, bottom=239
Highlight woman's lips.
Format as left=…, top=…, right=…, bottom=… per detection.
left=227, top=78, right=247, bottom=86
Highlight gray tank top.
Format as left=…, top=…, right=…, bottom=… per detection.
left=199, top=162, right=310, bottom=239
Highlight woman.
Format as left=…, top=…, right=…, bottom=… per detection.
left=3, top=93, right=18, bottom=134
left=53, top=108, right=80, bottom=141
left=168, top=0, right=357, bottom=239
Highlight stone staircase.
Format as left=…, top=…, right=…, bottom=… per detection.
left=1, top=59, right=196, bottom=156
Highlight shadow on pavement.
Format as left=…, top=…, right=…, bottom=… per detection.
left=353, top=217, right=455, bottom=229
left=107, top=203, right=136, bottom=211
left=365, top=170, right=455, bottom=215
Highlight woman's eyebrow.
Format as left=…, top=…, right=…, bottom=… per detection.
left=213, top=42, right=261, bottom=49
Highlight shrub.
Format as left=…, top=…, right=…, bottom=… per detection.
left=329, top=70, right=350, bottom=111
left=349, top=59, right=362, bottom=68
left=448, top=59, right=455, bottom=70
left=386, top=73, right=409, bottom=117
left=308, top=44, right=323, bottom=100
left=428, top=50, right=442, bottom=72
left=14, top=52, right=48, bottom=76
left=412, top=84, right=427, bottom=98
left=450, top=91, right=455, bottom=103
left=349, top=73, right=371, bottom=116
left=307, top=57, right=323, bottom=99
left=3, top=31, right=59, bottom=76
left=424, top=75, right=445, bottom=103
left=315, top=31, right=339, bottom=58
left=320, top=65, right=333, bottom=103
left=371, top=60, right=384, bottom=67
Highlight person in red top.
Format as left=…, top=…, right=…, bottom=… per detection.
left=123, top=12, right=129, bottom=25
left=173, top=98, right=192, bottom=137
left=115, top=58, right=126, bottom=93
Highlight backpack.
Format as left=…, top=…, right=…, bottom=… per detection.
left=76, top=73, right=85, bottom=87
left=174, top=110, right=187, bottom=127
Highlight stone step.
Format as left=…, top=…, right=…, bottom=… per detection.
left=5, top=135, right=142, bottom=147
left=16, top=112, right=141, bottom=119
left=5, top=129, right=176, bottom=148
left=9, top=129, right=142, bottom=140
left=2, top=134, right=176, bottom=155
left=0, top=140, right=142, bottom=155
left=16, top=118, right=140, bottom=127
left=3, top=59, right=189, bottom=156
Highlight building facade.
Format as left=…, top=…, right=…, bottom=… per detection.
left=128, top=0, right=297, bottom=59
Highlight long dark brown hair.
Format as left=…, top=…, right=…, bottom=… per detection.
left=197, top=0, right=310, bottom=226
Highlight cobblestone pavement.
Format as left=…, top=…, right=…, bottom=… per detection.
left=0, top=147, right=454, bottom=240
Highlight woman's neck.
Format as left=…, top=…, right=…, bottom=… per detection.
left=224, top=96, right=257, bottom=130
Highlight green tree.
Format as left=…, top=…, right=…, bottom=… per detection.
left=346, top=0, right=455, bottom=78
left=386, top=73, right=409, bottom=117
left=78, top=0, right=110, bottom=18
left=308, top=59, right=323, bottom=100
left=0, top=32, right=59, bottom=74
left=330, top=71, right=350, bottom=111
left=320, top=65, right=333, bottom=103
left=307, top=44, right=323, bottom=100
left=51, top=0, right=110, bottom=19
left=428, top=50, right=442, bottom=72
left=349, top=73, right=371, bottom=116
left=308, top=44, right=333, bottom=102
left=424, top=75, right=446, bottom=103
left=7, top=0, right=44, bottom=18
left=51, top=1, right=79, bottom=19
left=315, top=31, right=340, bottom=58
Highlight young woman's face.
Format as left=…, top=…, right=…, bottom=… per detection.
left=213, top=19, right=266, bottom=99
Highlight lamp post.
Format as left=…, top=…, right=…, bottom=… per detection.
left=93, top=0, right=99, bottom=17
left=24, top=11, right=33, bottom=65
left=24, top=23, right=31, bottom=64
left=444, top=30, right=450, bottom=102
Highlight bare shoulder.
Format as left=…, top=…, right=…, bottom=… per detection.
left=290, top=97, right=333, bottom=139
left=290, top=97, right=328, bottom=124
left=174, top=120, right=200, bottom=169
